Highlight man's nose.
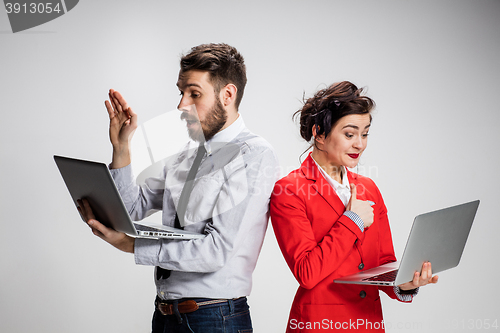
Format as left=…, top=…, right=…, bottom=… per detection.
left=177, top=95, right=191, bottom=112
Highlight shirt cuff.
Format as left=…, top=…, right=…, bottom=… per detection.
left=343, top=210, right=364, bottom=232
left=134, top=237, right=161, bottom=266
left=393, top=286, right=419, bottom=302
left=109, top=163, right=134, bottom=189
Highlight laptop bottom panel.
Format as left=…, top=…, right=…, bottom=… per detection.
left=334, top=261, right=399, bottom=286
left=134, top=222, right=205, bottom=239
left=136, top=230, right=199, bottom=239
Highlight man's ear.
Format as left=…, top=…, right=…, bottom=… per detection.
left=220, top=84, right=237, bottom=107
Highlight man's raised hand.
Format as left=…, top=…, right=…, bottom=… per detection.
left=105, top=89, right=137, bottom=169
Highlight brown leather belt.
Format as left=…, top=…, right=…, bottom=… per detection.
left=155, top=298, right=232, bottom=316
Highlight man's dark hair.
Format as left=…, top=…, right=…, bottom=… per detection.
left=180, top=43, right=247, bottom=109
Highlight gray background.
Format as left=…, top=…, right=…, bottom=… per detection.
left=1, top=1, right=499, bottom=332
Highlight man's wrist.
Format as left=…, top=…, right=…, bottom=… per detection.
left=118, top=235, right=135, bottom=253
left=111, top=147, right=131, bottom=169
left=125, top=236, right=135, bottom=253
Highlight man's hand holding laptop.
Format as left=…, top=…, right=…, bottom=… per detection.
left=77, top=198, right=135, bottom=253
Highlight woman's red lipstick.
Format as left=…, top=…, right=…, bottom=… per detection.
left=348, top=153, right=360, bottom=159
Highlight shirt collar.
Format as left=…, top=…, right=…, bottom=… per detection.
left=204, top=114, right=245, bottom=155
left=311, top=156, right=350, bottom=191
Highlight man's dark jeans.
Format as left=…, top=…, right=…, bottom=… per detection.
left=152, top=297, right=253, bottom=333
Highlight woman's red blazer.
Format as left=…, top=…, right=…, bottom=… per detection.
left=270, top=154, right=411, bottom=332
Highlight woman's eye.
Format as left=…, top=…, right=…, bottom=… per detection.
left=362, top=133, right=370, bottom=138
left=345, top=133, right=353, bottom=138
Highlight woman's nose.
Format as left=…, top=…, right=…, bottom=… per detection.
left=353, top=136, right=364, bottom=149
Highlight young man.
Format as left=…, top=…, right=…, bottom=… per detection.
left=78, top=43, right=279, bottom=332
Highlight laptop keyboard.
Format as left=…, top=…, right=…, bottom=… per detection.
left=134, top=224, right=162, bottom=232
left=363, top=269, right=398, bottom=282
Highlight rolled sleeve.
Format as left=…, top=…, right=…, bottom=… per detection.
left=109, top=163, right=165, bottom=220
left=109, top=164, right=134, bottom=189
left=393, top=286, right=419, bottom=302
left=134, top=237, right=162, bottom=266
left=343, top=210, right=365, bottom=232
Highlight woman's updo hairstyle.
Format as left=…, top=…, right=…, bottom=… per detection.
left=294, top=81, right=375, bottom=142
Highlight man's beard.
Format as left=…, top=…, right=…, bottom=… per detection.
left=185, top=97, right=227, bottom=142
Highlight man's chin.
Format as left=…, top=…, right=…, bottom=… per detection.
left=187, top=128, right=206, bottom=142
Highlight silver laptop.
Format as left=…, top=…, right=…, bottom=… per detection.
left=54, top=155, right=204, bottom=240
left=334, top=200, right=479, bottom=286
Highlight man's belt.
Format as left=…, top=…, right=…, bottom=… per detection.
left=155, top=298, right=234, bottom=316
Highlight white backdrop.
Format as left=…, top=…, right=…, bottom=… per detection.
left=1, top=1, right=499, bottom=332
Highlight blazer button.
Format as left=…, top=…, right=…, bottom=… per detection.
left=359, top=290, right=367, bottom=298
left=358, top=263, right=364, bottom=270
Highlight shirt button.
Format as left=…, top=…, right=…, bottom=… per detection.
left=358, top=263, right=364, bottom=270
left=359, top=290, right=367, bottom=298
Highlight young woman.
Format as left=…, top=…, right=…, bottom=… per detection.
left=270, top=81, right=438, bottom=332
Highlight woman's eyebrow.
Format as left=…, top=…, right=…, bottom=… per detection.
left=342, top=124, right=371, bottom=130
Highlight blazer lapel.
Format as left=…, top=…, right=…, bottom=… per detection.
left=301, top=154, right=346, bottom=217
